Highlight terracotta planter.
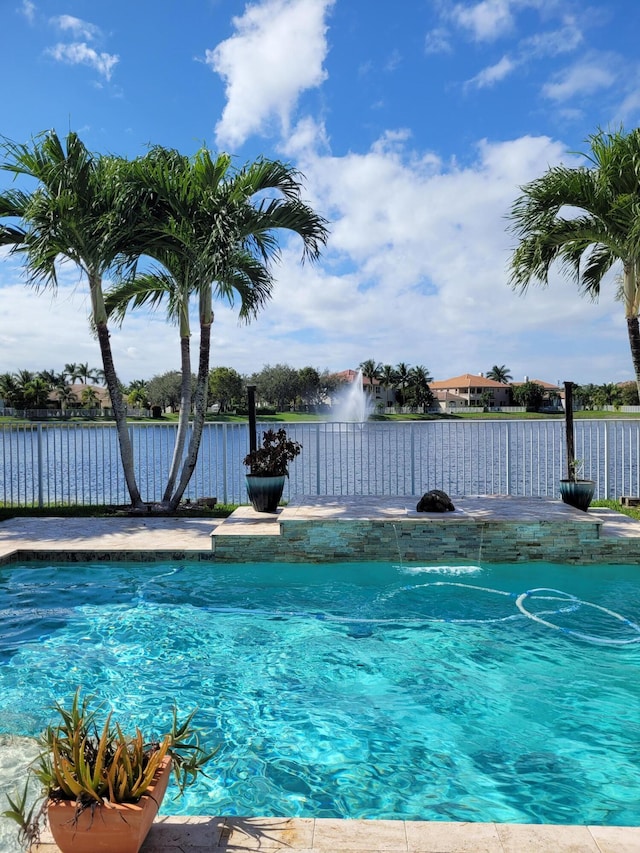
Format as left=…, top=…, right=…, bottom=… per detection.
left=47, top=756, right=171, bottom=853
left=246, top=474, right=285, bottom=512
left=559, top=479, right=595, bottom=512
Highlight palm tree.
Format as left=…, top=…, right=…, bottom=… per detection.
left=107, top=145, right=328, bottom=509
left=0, top=131, right=144, bottom=507
left=379, top=364, right=398, bottom=408
left=395, top=362, right=411, bottom=406
left=508, top=127, right=640, bottom=398
left=407, top=365, right=434, bottom=410
left=80, top=386, right=100, bottom=409
left=486, top=364, right=512, bottom=384
left=64, top=363, right=81, bottom=384
left=76, top=362, right=98, bottom=384
left=24, top=376, right=51, bottom=409
left=0, top=373, right=20, bottom=408
left=57, top=384, right=78, bottom=413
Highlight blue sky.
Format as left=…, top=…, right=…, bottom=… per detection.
left=2, top=0, right=640, bottom=385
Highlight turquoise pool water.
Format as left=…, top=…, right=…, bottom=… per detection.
left=0, top=559, right=639, bottom=825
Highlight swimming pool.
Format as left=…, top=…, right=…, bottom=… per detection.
left=0, top=559, right=638, bottom=829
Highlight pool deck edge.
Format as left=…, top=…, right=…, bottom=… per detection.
left=31, top=815, right=640, bottom=852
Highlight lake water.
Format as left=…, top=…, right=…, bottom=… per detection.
left=1, top=419, right=639, bottom=505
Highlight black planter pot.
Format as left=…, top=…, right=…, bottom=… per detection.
left=246, top=474, right=286, bottom=513
left=559, top=479, right=595, bottom=512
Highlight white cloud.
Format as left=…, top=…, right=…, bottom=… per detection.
left=19, top=0, right=35, bottom=23
left=207, top=0, right=334, bottom=148
left=256, top=129, right=629, bottom=384
left=51, top=15, right=100, bottom=41
left=46, top=42, right=119, bottom=81
left=451, top=0, right=515, bottom=42
left=521, top=17, right=583, bottom=58
left=467, top=55, right=516, bottom=88
left=543, top=58, right=616, bottom=101
left=425, top=28, right=452, bottom=55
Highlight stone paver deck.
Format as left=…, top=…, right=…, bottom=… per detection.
left=1, top=498, right=637, bottom=852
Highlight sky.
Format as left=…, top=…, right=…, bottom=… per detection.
left=2, top=0, right=640, bottom=386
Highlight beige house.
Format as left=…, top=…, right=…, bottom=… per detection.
left=430, top=374, right=512, bottom=409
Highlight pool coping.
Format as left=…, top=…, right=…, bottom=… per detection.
left=30, top=815, right=640, bottom=852
left=1, top=499, right=637, bottom=852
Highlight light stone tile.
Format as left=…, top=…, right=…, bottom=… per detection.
left=312, top=819, right=408, bottom=851
left=496, top=823, right=600, bottom=852
left=143, top=815, right=224, bottom=847
left=405, top=820, right=504, bottom=853
left=218, top=817, right=314, bottom=849
left=588, top=825, right=640, bottom=853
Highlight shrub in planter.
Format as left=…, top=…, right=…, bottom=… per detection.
left=3, top=690, right=215, bottom=853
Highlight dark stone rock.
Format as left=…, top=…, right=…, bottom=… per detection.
left=416, top=490, right=455, bottom=513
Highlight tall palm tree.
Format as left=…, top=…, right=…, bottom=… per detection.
left=76, top=362, right=98, bottom=384
left=63, top=363, right=81, bottom=384
left=108, top=145, right=328, bottom=509
left=407, top=365, right=434, bottom=410
left=0, top=131, right=144, bottom=507
left=508, top=127, right=640, bottom=398
left=379, top=364, right=398, bottom=408
left=486, top=364, right=512, bottom=384
left=395, top=362, right=411, bottom=406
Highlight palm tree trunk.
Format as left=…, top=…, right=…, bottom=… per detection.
left=626, top=316, right=640, bottom=401
left=95, top=322, right=143, bottom=508
left=162, top=334, right=192, bottom=504
left=167, top=320, right=212, bottom=510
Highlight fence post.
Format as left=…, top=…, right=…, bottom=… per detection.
left=37, top=424, right=44, bottom=508
left=316, top=424, right=321, bottom=495
left=410, top=424, right=416, bottom=495
left=603, top=421, right=609, bottom=499
left=505, top=422, right=511, bottom=495
left=222, top=423, right=228, bottom=505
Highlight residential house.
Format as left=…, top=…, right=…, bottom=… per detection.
left=429, top=374, right=512, bottom=410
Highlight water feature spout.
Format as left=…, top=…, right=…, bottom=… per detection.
left=331, top=369, right=375, bottom=423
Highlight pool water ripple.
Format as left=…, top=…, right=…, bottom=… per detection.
left=0, top=560, right=638, bottom=827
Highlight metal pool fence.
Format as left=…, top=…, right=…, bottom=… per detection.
left=1, top=419, right=638, bottom=507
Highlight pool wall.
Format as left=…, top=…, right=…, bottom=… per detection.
left=211, top=496, right=640, bottom=564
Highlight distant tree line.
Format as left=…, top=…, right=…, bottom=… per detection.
left=3, top=361, right=639, bottom=415
left=358, top=359, right=435, bottom=409
left=0, top=363, right=106, bottom=411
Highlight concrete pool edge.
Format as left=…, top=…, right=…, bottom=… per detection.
left=31, top=815, right=640, bottom=852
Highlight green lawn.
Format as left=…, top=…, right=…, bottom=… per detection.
left=3, top=409, right=639, bottom=425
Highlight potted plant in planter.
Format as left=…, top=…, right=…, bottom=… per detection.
left=559, top=382, right=595, bottom=511
left=3, top=689, right=215, bottom=853
left=243, top=427, right=302, bottom=512
left=559, top=458, right=596, bottom=512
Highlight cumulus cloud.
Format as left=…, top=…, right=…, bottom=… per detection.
left=542, top=57, right=616, bottom=101
left=207, top=0, right=334, bottom=148
left=451, top=0, right=515, bottom=42
left=250, top=129, right=626, bottom=383
left=46, top=42, right=119, bottom=81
